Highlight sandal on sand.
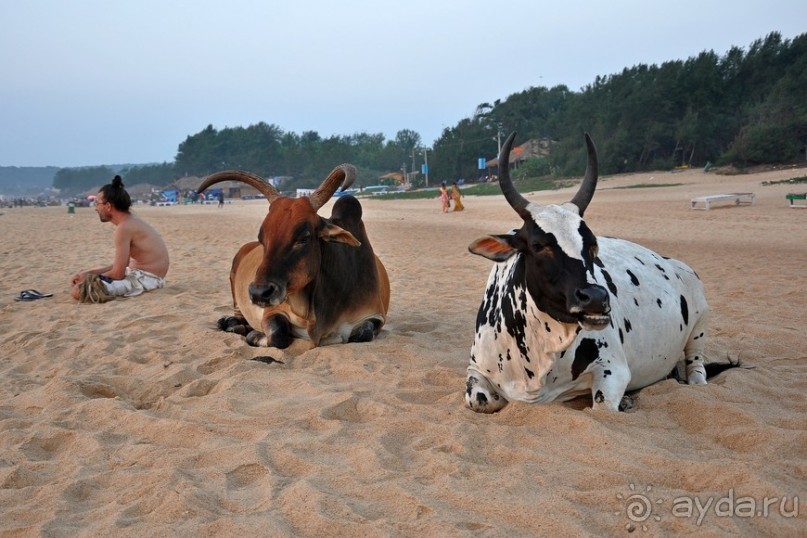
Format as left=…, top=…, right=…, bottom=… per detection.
left=15, top=289, right=54, bottom=301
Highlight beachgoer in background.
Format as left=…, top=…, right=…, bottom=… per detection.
left=217, top=191, right=224, bottom=207
left=452, top=182, right=464, bottom=211
left=439, top=182, right=450, bottom=213
left=70, top=175, right=170, bottom=303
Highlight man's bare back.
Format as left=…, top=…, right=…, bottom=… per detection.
left=113, top=214, right=169, bottom=278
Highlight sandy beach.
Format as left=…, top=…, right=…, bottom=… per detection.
left=1, top=166, right=805, bottom=536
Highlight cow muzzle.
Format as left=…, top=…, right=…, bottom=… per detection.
left=249, top=281, right=286, bottom=307
left=570, top=284, right=611, bottom=330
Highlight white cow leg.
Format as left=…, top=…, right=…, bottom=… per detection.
left=684, top=314, right=709, bottom=385
left=685, top=358, right=707, bottom=385
left=590, top=364, right=630, bottom=411
left=465, top=371, right=508, bottom=413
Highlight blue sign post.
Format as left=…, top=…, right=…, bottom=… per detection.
left=478, top=157, right=486, bottom=170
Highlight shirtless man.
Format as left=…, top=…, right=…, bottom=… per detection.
left=70, top=175, right=170, bottom=302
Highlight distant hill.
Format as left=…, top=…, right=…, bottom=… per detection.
left=0, top=166, right=59, bottom=197
left=0, top=163, right=157, bottom=198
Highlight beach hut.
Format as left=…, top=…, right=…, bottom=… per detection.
left=125, top=183, right=163, bottom=204
left=484, top=138, right=553, bottom=172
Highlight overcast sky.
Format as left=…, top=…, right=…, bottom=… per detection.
left=1, top=1, right=805, bottom=168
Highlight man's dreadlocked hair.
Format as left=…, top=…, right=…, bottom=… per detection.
left=99, top=175, right=132, bottom=212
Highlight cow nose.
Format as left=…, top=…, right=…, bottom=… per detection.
left=249, top=281, right=284, bottom=305
left=574, top=285, right=609, bottom=313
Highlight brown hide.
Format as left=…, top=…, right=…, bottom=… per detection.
left=231, top=233, right=390, bottom=346
left=201, top=164, right=389, bottom=347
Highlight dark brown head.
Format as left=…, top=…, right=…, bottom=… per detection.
left=198, top=165, right=360, bottom=306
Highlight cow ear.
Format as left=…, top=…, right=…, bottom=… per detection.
left=319, top=222, right=361, bottom=246
left=468, top=235, right=519, bottom=262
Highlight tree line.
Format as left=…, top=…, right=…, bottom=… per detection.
left=52, top=127, right=423, bottom=195
left=53, top=31, right=806, bottom=195
left=432, top=31, right=806, bottom=180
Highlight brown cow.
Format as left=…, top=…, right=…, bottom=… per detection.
left=198, top=165, right=390, bottom=348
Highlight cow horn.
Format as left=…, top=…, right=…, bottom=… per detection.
left=309, top=164, right=357, bottom=210
left=197, top=170, right=281, bottom=204
left=497, top=132, right=532, bottom=220
left=568, top=133, right=599, bottom=215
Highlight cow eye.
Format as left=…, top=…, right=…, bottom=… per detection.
left=532, top=242, right=550, bottom=254
left=295, top=231, right=312, bottom=247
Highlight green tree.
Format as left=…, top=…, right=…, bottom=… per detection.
left=53, top=166, right=116, bottom=195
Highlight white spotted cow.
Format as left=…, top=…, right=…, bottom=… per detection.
left=466, top=132, right=729, bottom=413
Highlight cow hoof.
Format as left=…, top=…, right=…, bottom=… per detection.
left=266, top=316, right=294, bottom=348
left=465, top=374, right=508, bottom=413
left=618, top=394, right=636, bottom=412
left=217, top=316, right=249, bottom=336
left=245, top=330, right=270, bottom=347
left=687, top=371, right=707, bottom=385
left=348, top=320, right=377, bottom=343
left=245, top=329, right=293, bottom=349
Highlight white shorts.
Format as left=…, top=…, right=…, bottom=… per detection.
left=101, top=268, right=166, bottom=297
